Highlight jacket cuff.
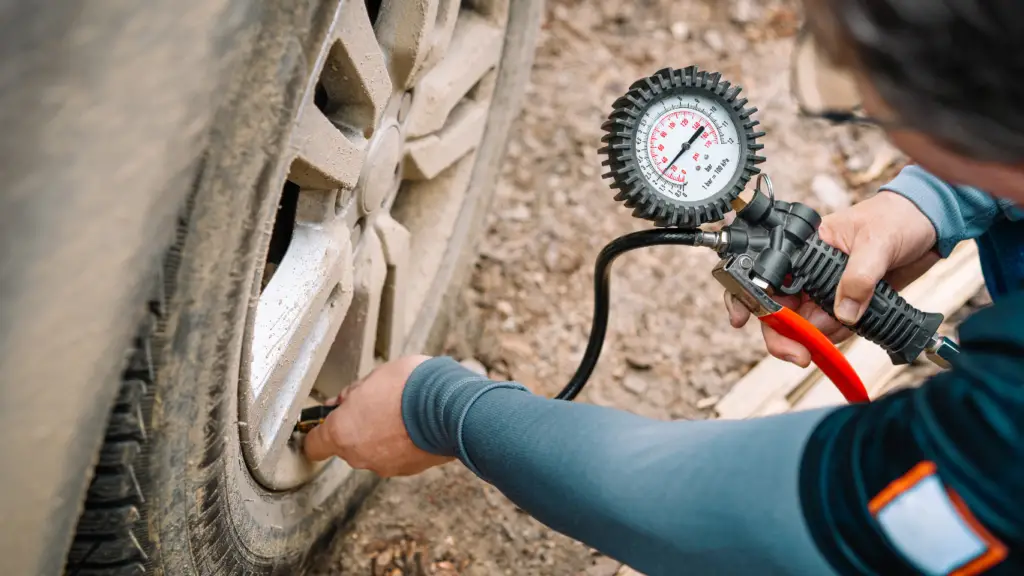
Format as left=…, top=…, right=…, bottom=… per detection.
left=880, top=176, right=958, bottom=257
left=400, top=356, right=528, bottom=461
left=880, top=165, right=1002, bottom=257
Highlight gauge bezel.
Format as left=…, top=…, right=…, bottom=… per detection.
left=600, top=66, right=766, bottom=227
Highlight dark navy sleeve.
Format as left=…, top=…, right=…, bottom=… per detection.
left=402, top=357, right=838, bottom=576
left=799, top=293, right=1024, bottom=575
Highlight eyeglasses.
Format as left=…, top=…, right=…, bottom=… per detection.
left=789, top=28, right=903, bottom=130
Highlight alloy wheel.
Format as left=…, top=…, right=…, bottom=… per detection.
left=239, top=0, right=511, bottom=490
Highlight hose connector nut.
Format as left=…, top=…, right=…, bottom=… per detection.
left=925, top=335, right=960, bottom=370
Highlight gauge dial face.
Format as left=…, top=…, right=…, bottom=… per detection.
left=635, top=94, right=742, bottom=203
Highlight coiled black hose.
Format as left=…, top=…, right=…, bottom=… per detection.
left=555, top=229, right=699, bottom=401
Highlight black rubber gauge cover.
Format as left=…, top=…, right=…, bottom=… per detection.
left=599, top=66, right=766, bottom=227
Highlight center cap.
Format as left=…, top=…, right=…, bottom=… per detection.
left=358, top=125, right=403, bottom=214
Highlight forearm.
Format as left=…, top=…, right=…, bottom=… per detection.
left=402, top=358, right=838, bottom=576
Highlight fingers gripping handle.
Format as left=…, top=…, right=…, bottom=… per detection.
left=791, top=235, right=945, bottom=365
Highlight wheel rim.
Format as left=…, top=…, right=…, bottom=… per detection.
left=239, top=0, right=510, bottom=490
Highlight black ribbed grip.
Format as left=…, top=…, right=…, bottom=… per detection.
left=791, top=235, right=943, bottom=365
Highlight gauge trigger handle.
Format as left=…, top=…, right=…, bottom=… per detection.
left=712, top=255, right=870, bottom=405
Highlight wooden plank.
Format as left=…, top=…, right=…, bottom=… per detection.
left=714, top=242, right=983, bottom=419
left=713, top=353, right=814, bottom=420
left=791, top=244, right=984, bottom=412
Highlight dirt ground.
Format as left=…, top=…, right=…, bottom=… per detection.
left=315, top=0, right=968, bottom=574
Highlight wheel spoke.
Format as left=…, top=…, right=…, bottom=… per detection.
left=321, top=0, right=394, bottom=131
left=243, top=201, right=355, bottom=478
left=415, top=0, right=461, bottom=82
left=289, top=109, right=364, bottom=191
left=374, top=0, right=439, bottom=89
left=373, top=214, right=411, bottom=360
left=404, top=101, right=487, bottom=180
left=404, top=12, right=503, bottom=139
left=392, top=150, right=477, bottom=339
left=313, top=227, right=389, bottom=398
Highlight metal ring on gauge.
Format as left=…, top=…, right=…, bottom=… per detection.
left=755, top=173, right=775, bottom=206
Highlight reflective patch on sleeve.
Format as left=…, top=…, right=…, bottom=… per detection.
left=869, top=461, right=1007, bottom=576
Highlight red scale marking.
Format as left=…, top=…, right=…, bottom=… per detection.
left=647, top=110, right=719, bottom=185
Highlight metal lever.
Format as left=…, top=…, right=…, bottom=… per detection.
left=713, top=255, right=870, bottom=404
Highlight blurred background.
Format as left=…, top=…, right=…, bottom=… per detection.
left=318, top=0, right=985, bottom=573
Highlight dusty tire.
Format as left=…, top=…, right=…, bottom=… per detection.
left=61, top=0, right=542, bottom=574
left=0, top=1, right=261, bottom=574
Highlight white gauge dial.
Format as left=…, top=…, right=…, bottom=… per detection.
left=635, top=93, right=742, bottom=202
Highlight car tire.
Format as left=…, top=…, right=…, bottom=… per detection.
left=10, top=0, right=542, bottom=574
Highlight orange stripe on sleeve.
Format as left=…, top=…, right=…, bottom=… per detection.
left=868, top=461, right=937, bottom=515
left=946, top=488, right=1007, bottom=576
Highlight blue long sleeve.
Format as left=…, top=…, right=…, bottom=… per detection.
left=401, top=357, right=838, bottom=576
left=401, top=292, right=1024, bottom=575
left=881, top=165, right=1019, bottom=257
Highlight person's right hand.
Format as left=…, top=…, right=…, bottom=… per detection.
left=724, top=191, right=941, bottom=367
left=303, top=355, right=454, bottom=477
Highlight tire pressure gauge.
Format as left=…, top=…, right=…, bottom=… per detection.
left=547, top=66, right=953, bottom=407
left=600, top=66, right=766, bottom=227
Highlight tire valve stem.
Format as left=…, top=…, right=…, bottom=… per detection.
left=294, top=405, right=339, bottom=433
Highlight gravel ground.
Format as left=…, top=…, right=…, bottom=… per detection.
left=314, top=1, right=961, bottom=574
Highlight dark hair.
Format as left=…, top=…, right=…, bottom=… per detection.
left=810, top=0, right=1024, bottom=162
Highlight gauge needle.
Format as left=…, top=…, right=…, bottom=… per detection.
left=661, top=125, right=706, bottom=176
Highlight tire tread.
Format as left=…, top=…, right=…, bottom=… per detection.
left=65, top=269, right=166, bottom=575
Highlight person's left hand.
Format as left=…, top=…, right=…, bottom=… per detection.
left=303, top=355, right=454, bottom=477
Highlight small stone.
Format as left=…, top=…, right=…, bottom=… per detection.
left=585, top=557, right=623, bottom=576
left=622, top=373, right=649, bottom=395
left=506, top=140, right=523, bottom=159
left=496, top=300, right=514, bottom=316
left=460, top=358, right=488, bottom=376
left=845, top=153, right=870, bottom=173
left=375, top=548, right=394, bottom=568
left=729, top=0, right=760, bottom=25
left=504, top=205, right=531, bottom=222
left=670, top=21, right=691, bottom=41
left=696, top=395, right=721, bottom=410
left=811, top=174, right=851, bottom=211
left=499, top=334, right=534, bottom=362
left=542, top=245, right=561, bottom=272
left=543, top=244, right=583, bottom=273
left=625, top=352, right=655, bottom=370
left=703, top=30, right=726, bottom=54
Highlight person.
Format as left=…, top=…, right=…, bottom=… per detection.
left=305, top=1, right=1024, bottom=574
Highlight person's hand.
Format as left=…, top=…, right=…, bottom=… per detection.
left=304, top=355, right=454, bottom=477
left=724, top=191, right=941, bottom=367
